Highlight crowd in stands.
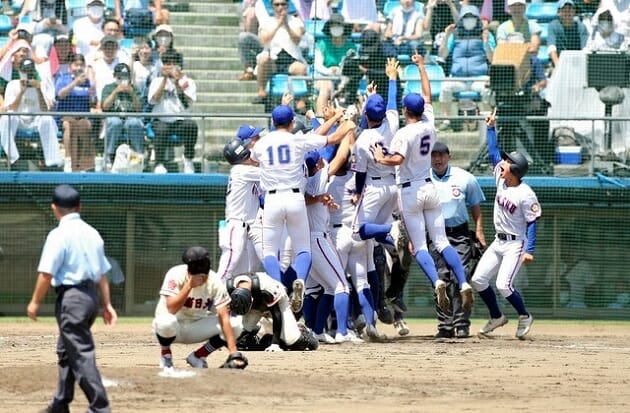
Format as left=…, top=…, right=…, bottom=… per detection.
left=0, top=0, right=628, bottom=172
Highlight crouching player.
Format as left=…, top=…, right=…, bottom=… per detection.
left=152, top=246, right=248, bottom=369
left=227, top=272, right=319, bottom=351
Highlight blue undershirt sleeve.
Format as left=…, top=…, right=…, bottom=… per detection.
left=525, top=220, right=537, bottom=254
left=487, top=126, right=502, bottom=166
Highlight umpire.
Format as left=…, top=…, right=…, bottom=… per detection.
left=429, top=142, right=486, bottom=338
left=27, top=184, right=117, bottom=413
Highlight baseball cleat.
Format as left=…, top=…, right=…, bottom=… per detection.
left=434, top=329, right=453, bottom=339
left=435, top=280, right=449, bottom=312
left=460, top=282, right=474, bottom=311
left=366, top=324, right=387, bottom=342
left=159, top=354, right=173, bottom=369
left=315, top=332, right=336, bottom=344
left=354, top=314, right=367, bottom=336
left=394, top=320, right=410, bottom=336
left=335, top=332, right=364, bottom=344
left=455, top=327, right=470, bottom=338
left=290, top=279, right=305, bottom=313
left=515, top=314, right=533, bottom=339
left=479, top=314, right=508, bottom=334
left=186, top=352, right=208, bottom=369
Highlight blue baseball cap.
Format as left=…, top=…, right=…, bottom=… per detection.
left=272, top=105, right=295, bottom=125
left=403, top=93, right=425, bottom=114
left=365, top=94, right=386, bottom=121
left=236, top=125, right=265, bottom=142
left=52, top=184, right=80, bottom=208
left=304, top=151, right=321, bottom=171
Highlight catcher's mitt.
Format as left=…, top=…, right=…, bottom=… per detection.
left=220, top=351, right=248, bottom=369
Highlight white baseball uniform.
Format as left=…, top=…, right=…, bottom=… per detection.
left=251, top=129, right=328, bottom=262
left=471, top=163, right=542, bottom=297
left=152, top=265, right=243, bottom=343
left=217, top=164, right=262, bottom=280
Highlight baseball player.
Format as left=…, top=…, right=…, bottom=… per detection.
left=429, top=141, right=487, bottom=339
left=152, top=246, right=247, bottom=369
left=471, top=112, right=540, bottom=339
left=370, top=51, right=474, bottom=312
left=350, top=58, right=400, bottom=245
left=217, top=125, right=264, bottom=281
left=250, top=104, right=355, bottom=313
left=226, top=272, right=319, bottom=351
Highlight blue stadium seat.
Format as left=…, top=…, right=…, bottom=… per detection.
left=401, top=63, right=443, bottom=99
left=119, top=37, right=135, bottom=52
left=537, top=21, right=549, bottom=43
left=0, top=36, right=9, bottom=48
left=304, top=19, right=326, bottom=41
left=267, top=74, right=309, bottom=97
left=67, top=0, right=87, bottom=28
left=537, top=44, right=550, bottom=66
left=0, top=15, right=13, bottom=35
left=526, top=2, right=559, bottom=22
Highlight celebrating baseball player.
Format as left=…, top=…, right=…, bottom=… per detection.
left=471, top=111, right=540, bottom=339
left=371, top=50, right=474, bottom=313
left=152, top=246, right=248, bottom=370
left=226, top=271, right=319, bottom=351
left=250, top=104, right=355, bottom=313
left=218, top=125, right=265, bottom=281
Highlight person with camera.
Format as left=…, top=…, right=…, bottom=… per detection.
left=55, top=53, right=97, bottom=172
left=147, top=49, right=198, bottom=173
left=72, top=0, right=107, bottom=58
left=383, top=0, right=426, bottom=58
left=0, top=46, right=61, bottom=169
left=101, top=62, right=144, bottom=167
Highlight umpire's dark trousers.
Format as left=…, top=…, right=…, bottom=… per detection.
left=51, top=281, right=110, bottom=413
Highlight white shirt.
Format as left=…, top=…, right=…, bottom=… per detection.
left=148, top=75, right=197, bottom=123
left=352, top=109, right=399, bottom=178
left=492, top=164, right=542, bottom=237
left=258, top=13, right=305, bottom=62
left=251, top=130, right=327, bottom=192
left=72, top=17, right=105, bottom=57
left=154, top=265, right=231, bottom=320
left=327, top=171, right=353, bottom=227
left=305, top=163, right=331, bottom=233
left=5, top=76, right=55, bottom=124
left=390, top=104, right=436, bottom=184
left=90, top=57, right=120, bottom=102
left=225, top=164, right=261, bottom=223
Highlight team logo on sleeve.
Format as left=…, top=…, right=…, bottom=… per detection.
left=530, top=203, right=540, bottom=213
left=168, top=279, right=177, bottom=290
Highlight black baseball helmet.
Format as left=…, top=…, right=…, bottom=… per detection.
left=501, top=151, right=529, bottom=179
left=230, top=287, right=253, bottom=315
left=223, top=137, right=250, bottom=165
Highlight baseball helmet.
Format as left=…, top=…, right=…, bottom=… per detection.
left=223, top=137, right=250, bottom=165
left=501, top=151, right=529, bottom=179
left=230, top=287, right=253, bottom=315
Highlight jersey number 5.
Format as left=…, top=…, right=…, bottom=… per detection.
left=267, top=144, right=291, bottom=165
left=419, top=135, right=431, bottom=156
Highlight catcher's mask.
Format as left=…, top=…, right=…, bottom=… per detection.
left=230, top=287, right=253, bottom=315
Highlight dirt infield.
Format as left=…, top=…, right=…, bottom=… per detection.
left=1, top=319, right=629, bottom=413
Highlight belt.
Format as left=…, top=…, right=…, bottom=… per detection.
left=446, top=223, right=469, bottom=235
left=332, top=224, right=343, bottom=228
left=55, top=279, right=94, bottom=295
left=311, top=231, right=328, bottom=238
left=227, top=219, right=249, bottom=228
left=497, top=233, right=518, bottom=241
left=268, top=188, right=300, bottom=194
left=400, top=178, right=432, bottom=188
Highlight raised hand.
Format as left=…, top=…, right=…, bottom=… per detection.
left=385, top=57, right=399, bottom=80
left=411, top=49, right=424, bottom=66
left=486, top=107, right=497, bottom=127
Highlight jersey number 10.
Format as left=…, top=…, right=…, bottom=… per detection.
left=267, top=144, right=291, bottom=165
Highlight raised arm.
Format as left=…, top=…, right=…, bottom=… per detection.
left=411, top=50, right=431, bottom=104
left=485, top=109, right=501, bottom=166
left=385, top=57, right=399, bottom=111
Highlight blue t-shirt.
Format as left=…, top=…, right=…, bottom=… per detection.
left=55, top=72, right=91, bottom=113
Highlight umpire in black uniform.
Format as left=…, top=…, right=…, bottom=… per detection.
left=27, top=184, right=117, bottom=413
left=428, top=142, right=487, bottom=338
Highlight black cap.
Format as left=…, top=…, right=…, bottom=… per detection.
left=52, top=184, right=80, bottom=208
left=182, top=246, right=211, bottom=275
left=114, top=62, right=130, bottom=79
left=431, top=141, right=450, bottom=154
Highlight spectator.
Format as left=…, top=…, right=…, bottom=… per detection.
left=49, top=33, right=75, bottom=81
left=340, top=0, right=378, bottom=28
left=423, top=0, right=460, bottom=56
left=548, top=0, right=589, bottom=67
left=585, top=7, right=629, bottom=51
left=90, top=35, right=129, bottom=105
left=101, top=62, right=144, bottom=166
left=472, top=0, right=511, bottom=26
left=237, top=0, right=263, bottom=80
left=598, top=0, right=630, bottom=39
left=113, top=0, right=170, bottom=36
left=147, top=49, right=198, bottom=174
left=86, top=18, right=131, bottom=65
left=0, top=54, right=61, bottom=169
left=252, top=0, right=307, bottom=104
left=19, top=1, right=68, bottom=57
left=383, top=0, right=426, bottom=58
left=496, top=0, right=541, bottom=54
left=72, top=0, right=107, bottom=58
left=0, top=23, right=49, bottom=65
left=131, top=36, right=157, bottom=113
left=313, top=13, right=356, bottom=114
left=150, top=24, right=183, bottom=76
left=437, top=5, right=494, bottom=131
left=55, top=53, right=96, bottom=172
